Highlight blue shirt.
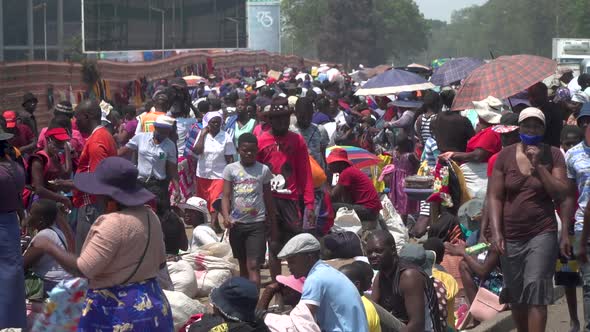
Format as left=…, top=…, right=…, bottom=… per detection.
left=565, top=141, right=590, bottom=232
left=301, top=260, right=369, bottom=332
left=126, top=132, right=177, bottom=181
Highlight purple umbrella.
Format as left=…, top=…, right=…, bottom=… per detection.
left=355, top=69, right=434, bottom=96
left=431, top=57, right=485, bottom=87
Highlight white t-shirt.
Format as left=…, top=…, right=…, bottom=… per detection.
left=190, top=225, right=219, bottom=251
left=31, top=227, right=72, bottom=284
left=195, top=130, right=236, bottom=179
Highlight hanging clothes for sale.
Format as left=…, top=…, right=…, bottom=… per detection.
left=206, top=57, right=214, bottom=74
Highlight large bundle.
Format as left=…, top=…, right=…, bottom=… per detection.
left=182, top=242, right=237, bottom=297
left=167, top=260, right=199, bottom=298
left=163, top=290, right=206, bottom=331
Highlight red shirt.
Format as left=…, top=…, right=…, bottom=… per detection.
left=8, top=124, right=35, bottom=149
left=256, top=131, right=314, bottom=209
left=338, top=166, right=382, bottom=213
left=466, top=127, right=502, bottom=162
left=73, top=127, right=117, bottom=207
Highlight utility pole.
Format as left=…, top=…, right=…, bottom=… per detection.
left=225, top=17, right=240, bottom=48
left=150, top=6, right=165, bottom=51
left=33, top=2, right=47, bottom=61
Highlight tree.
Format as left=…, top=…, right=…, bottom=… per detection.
left=425, top=0, right=590, bottom=61
left=372, top=0, right=429, bottom=65
left=281, top=0, right=327, bottom=59
left=281, top=0, right=430, bottom=68
left=318, top=0, right=374, bottom=68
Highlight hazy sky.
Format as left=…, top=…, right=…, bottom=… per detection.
left=415, top=0, right=488, bottom=22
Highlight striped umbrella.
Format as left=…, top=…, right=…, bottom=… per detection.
left=451, top=55, right=557, bottom=110
left=430, top=57, right=484, bottom=87
left=355, top=69, right=435, bottom=96
left=326, top=146, right=381, bottom=169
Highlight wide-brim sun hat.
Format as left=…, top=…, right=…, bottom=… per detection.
left=276, top=275, right=305, bottom=294
left=210, top=277, right=258, bottom=322
left=74, top=156, right=155, bottom=206
left=518, top=107, right=546, bottom=126
left=0, top=128, right=14, bottom=141
left=472, top=96, right=503, bottom=124
left=326, top=148, right=352, bottom=166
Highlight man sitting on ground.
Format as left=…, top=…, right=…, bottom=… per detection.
left=367, top=230, right=443, bottom=332
left=327, top=148, right=382, bottom=223
left=278, top=233, right=369, bottom=332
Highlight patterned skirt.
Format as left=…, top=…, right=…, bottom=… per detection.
left=78, top=278, right=173, bottom=331
left=170, top=156, right=196, bottom=207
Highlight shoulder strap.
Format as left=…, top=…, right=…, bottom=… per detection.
left=122, top=210, right=152, bottom=284
left=49, top=226, right=67, bottom=250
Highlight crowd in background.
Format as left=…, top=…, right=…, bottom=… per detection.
left=1, top=65, right=590, bottom=332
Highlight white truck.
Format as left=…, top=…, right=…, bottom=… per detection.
left=552, top=38, right=590, bottom=76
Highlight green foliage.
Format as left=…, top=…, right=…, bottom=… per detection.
left=64, top=34, right=86, bottom=63
left=425, top=0, right=590, bottom=61
left=81, top=59, right=100, bottom=87
left=281, top=0, right=429, bottom=68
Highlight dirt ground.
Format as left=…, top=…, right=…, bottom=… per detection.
left=508, top=288, right=583, bottom=332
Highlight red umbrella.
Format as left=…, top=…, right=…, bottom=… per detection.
left=451, top=55, right=557, bottom=110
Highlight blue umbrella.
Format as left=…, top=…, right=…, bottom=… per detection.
left=355, top=69, right=435, bottom=96
left=431, top=57, right=485, bottom=87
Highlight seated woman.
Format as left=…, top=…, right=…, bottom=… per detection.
left=23, top=199, right=73, bottom=295
left=179, top=196, right=219, bottom=251
left=444, top=241, right=501, bottom=316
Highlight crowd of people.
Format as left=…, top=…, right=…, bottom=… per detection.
left=1, top=65, right=590, bottom=332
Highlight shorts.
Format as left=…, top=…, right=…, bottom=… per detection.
left=500, top=231, right=557, bottom=305
left=273, top=198, right=302, bottom=246
left=229, top=222, right=266, bottom=265
left=196, top=177, right=224, bottom=213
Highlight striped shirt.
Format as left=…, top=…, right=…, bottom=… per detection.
left=565, top=141, right=590, bottom=232
left=421, top=137, right=440, bottom=168
left=417, top=114, right=436, bottom=143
